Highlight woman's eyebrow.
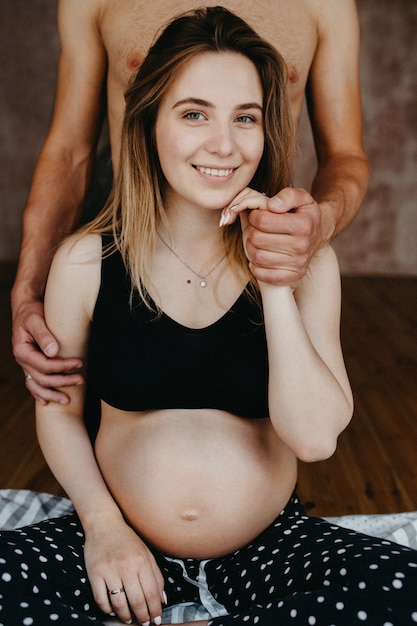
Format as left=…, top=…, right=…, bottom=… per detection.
left=173, top=97, right=263, bottom=111
left=173, top=98, right=213, bottom=109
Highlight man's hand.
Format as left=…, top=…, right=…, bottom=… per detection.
left=220, top=187, right=322, bottom=285
left=12, top=299, right=84, bottom=405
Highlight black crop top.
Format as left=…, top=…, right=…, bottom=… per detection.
left=87, top=238, right=269, bottom=418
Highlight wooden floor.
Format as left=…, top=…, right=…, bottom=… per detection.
left=1, top=262, right=417, bottom=516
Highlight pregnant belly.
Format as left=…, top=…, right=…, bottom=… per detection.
left=95, top=407, right=296, bottom=558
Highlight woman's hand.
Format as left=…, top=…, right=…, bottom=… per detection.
left=84, top=516, right=166, bottom=625
left=219, top=186, right=321, bottom=285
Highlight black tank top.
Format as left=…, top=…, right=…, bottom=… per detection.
left=88, top=238, right=269, bottom=418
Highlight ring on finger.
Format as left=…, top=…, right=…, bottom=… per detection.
left=25, top=373, right=32, bottom=381
left=109, top=586, right=125, bottom=596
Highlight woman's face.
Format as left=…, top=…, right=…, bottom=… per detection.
left=155, top=51, right=264, bottom=214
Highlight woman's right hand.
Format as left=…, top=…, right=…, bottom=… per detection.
left=84, top=516, right=166, bottom=625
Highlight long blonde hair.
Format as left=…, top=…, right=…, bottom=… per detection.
left=84, top=6, right=295, bottom=304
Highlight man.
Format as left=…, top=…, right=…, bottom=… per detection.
left=12, top=0, right=369, bottom=405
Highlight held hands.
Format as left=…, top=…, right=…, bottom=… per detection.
left=84, top=517, right=166, bottom=625
left=12, top=298, right=84, bottom=404
left=220, top=187, right=322, bottom=285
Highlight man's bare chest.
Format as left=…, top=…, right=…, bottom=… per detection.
left=102, top=0, right=317, bottom=98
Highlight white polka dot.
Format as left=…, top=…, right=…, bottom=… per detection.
left=308, top=617, right=316, bottom=625
left=23, top=619, right=34, bottom=626
left=340, top=568, right=347, bottom=576
left=392, top=579, right=403, bottom=589
left=1, top=573, right=11, bottom=583
left=358, top=611, right=367, bottom=621
left=336, top=602, right=344, bottom=610
left=412, top=613, right=417, bottom=623
left=290, top=609, right=297, bottom=618
left=317, top=596, right=325, bottom=603
left=49, top=615, right=59, bottom=621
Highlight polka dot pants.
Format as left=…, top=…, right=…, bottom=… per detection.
left=1, top=493, right=417, bottom=625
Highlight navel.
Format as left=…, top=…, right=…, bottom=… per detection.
left=181, top=509, right=200, bottom=522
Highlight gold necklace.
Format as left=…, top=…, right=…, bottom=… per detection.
left=158, top=233, right=227, bottom=288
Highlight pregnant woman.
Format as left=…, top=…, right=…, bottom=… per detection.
left=1, top=7, right=416, bottom=626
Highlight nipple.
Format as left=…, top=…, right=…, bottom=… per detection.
left=126, top=52, right=143, bottom=72
left=287, top=65, right=298, bottom=84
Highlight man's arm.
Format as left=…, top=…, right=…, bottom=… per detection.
left=243, top=0, right=369, bottom=285
left=307, top=0, right=370, bottom=243
left=11, top=0, right=108, bottom=403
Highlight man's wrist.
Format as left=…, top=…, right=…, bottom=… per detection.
left=317, top=199, right=339, bottom=248
left=11, top=278, right=45, bottom=316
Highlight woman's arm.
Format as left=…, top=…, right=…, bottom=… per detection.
left=36, top=233, right=165, bottom=625
left=260, top=245, right=353, bottom=462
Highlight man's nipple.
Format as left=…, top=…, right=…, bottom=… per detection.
left=287, top=65, right=298, bottom=84
left=126, top=53, right=143, bottom=72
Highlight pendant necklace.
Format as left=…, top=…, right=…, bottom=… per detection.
left=157, top=233, right=227, bottom=288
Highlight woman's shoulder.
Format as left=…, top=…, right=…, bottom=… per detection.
left=53, top=231, right=103, bottom=268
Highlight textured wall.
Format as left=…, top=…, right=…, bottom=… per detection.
left=1, top=0, right=416, bottom=274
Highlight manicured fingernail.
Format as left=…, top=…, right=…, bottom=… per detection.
left=229, top=204, right=238, bottom=211
left=142, top=622, right=150, bottom=626
left=154, top=617, right=162, bottom=626
left=162, top=590, right=168, bottom=605
left=219, top=211, right=230, bottom=227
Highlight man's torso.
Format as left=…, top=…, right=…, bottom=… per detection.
left=98, top=0, right=319, bottom=147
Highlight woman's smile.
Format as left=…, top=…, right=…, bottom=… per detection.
left=193, top=165, right=235, bottom=178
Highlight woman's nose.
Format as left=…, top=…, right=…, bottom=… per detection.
left=205, top=123, right=235, bottom=156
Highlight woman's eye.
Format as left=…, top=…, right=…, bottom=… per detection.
left=236, top=115, right=256, bottom=124
left=184, top=111, right=205, bottom=121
